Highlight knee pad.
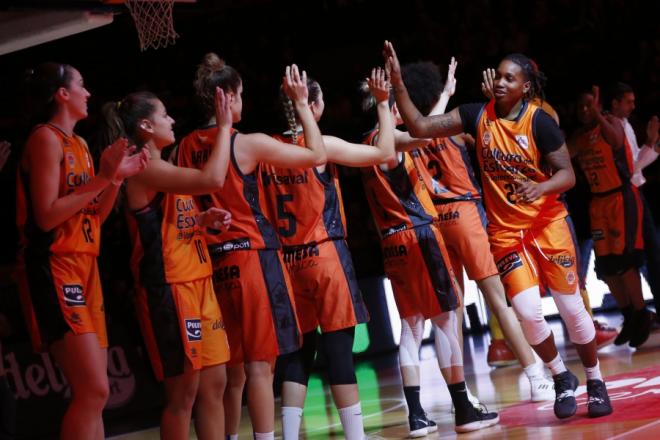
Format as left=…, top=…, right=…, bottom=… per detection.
left=510, top=285, right=551, bottom=346
left=551, top=288, right=595, bottom=345
left=282, top=331, right=318, bottom=385
left=321, top=328, right=357, bottom=385
left=430, top=311, right=463, bottom=369
left=399, top=314, right=424, bottom=368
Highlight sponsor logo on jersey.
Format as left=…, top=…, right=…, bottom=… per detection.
left=437, top=210, right=460, bottom=222
left=592, top=229, right=605, bottom=241
left=549, top=254, right=575, bottom=268
left=515, top=135, right=529, bottom=149
left=383, top=245, right=408, bottom=258
left=209, top=238, right=252, bottom=256
left=185, top=319, right=202, bottom=342
left=282, top=244, right=320, bottom=263
left=382, top=223, right=408, bottom=238
left=62, top=284, right=85, bottom=307
left=496, top=252, right=523, bottom=277
left=212, top=319, right=224, bottom=330
left=483, top=131, right=491, bottom=146
left=213, top=265, right=241, bottom=282
left=566, top=271, right=576, bottom=284
left=261, top=171, right=309, bottom=186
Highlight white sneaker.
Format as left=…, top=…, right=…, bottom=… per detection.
left=530, top=375, right=555, bottom=402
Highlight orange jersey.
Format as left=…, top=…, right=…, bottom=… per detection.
left=573, top=125, right=633, bottom=194
left=177, top=127, right=280, bottom=254
left=361, top=130, right=436, bottom=238
left=16, top=124, right=100, bottom=257
left=260, top=133, right=347, bottom=246
left=410, top=137, right=482, bottom=202
left=132, top=192, right=212, bottom=285
left=474, top=100, right=567, bottom=230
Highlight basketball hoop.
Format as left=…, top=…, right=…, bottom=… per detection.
left=124, top=0, right=179, bottom=51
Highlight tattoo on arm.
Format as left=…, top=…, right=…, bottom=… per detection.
left=545, top=145, right=573, bottom=172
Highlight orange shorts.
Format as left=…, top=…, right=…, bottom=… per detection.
left=434, top=200, right=498, bottom=282
left=590, top=187, right=644, bottom=276
left=382, top=224, right=461, bottom=319
left=136, top=276, right=229, bottom=381
left=17, top=253, right=106, bottom=352
left=212, top=249, right=300, bottom=366
left=282, top=239, right=369, bottom=334
left=489, top=217, right=579, bottom=299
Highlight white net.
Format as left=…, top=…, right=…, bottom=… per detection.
left=125, top=0, right=179, bottom=51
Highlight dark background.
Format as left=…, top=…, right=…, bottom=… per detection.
left=0, top=0, right=659, bottom=269
left=0, top=1, right=658, bottom=437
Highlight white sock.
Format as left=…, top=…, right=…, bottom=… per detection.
left=337, top=402, right=365, bottom=440
left=545, top=354, right=567, bottom=376
left=253, top=431, right=274, bottom=440
left=585, top=361, right=603, bottom=381
left=523, top=362, right=544, bottom=379
left=226, top=435, right=238, bottom=440
left=281, top=406, right=304, bottom=440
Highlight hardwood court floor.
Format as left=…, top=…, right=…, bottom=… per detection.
left=111, top=314, right=660, bottom=440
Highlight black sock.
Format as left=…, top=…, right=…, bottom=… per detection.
left=621, top=305, right=634, bottom=321
left=447, top=382, right=473, bottom=417
left=403, top=386, right=424, bottom=417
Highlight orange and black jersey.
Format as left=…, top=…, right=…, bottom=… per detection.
left=573, top=125, right=633, bottom=195
left=410, top=136, right=482, bottom=203
left=260, top=133, right=347, bottom=247
left=177, top=127, right=280, bottom=255
left=458, top=100, right=568, bottom=230
left=131, top=192, right=212, bottom=285
left=361, top=130, right=437, bottom=238
left=16, top=123, right=100, bottom=257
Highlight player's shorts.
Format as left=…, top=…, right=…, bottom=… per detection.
left=135, top=276, right=229, bottom=381
left=382, top=223, right=461, bottom=319
left=212, top=249, right=300, bottom=366
left=590, top=186, right=644, bottom=277
left=17, top=252, right=106, bottom=352
left=433, top=199, right=498, bottom=282
left=282, top=239, right=369, bottom=334
left=489, top=217, right=579, bottom=299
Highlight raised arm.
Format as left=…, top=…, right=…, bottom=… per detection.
left=325, top=67, right=395, bottom=166
left=383, top=41, right=464, bottom=138
left=286, top=64, right=326, bottom=165
left=132, top=87, right=233, bottom=195
left=591, top=86, right=624, bottom=148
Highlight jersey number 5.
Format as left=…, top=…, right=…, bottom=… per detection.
left=276, top=194, right=297, bottom=237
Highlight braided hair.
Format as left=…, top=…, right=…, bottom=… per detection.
left=503, top=54, right=547, bottom=102
left=279, top=78, right=321, bottom=144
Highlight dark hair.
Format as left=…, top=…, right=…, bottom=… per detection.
left=193, top=52, right=242, bottom=120
left=607, top=82, right=634, bottom=108
left=22, top=62, right=75, bottom=124
left=502, top=54, right=547, bottom=101
left=99, top=91, right=159, bottom=150
left=402, top=62, right=444, bottom=116
left=279, top=78, right=321, bottom=143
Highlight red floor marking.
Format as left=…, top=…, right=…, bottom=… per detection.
left=499, top=365, right=660, bottom=427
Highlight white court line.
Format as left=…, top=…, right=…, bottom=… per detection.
left=606, top=419, right=660, bottom=440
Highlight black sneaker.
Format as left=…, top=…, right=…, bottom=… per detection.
left=614, top=314, right=633, bottom=345
left=586, top=379, right=613, bottom=418
left=553, top=370, right=579, bottom=419
left=408, top=412, right=437, bottom=438
left=630, top=309, right=655, bottom=348
left=454, top=404, right=499, bottom=433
